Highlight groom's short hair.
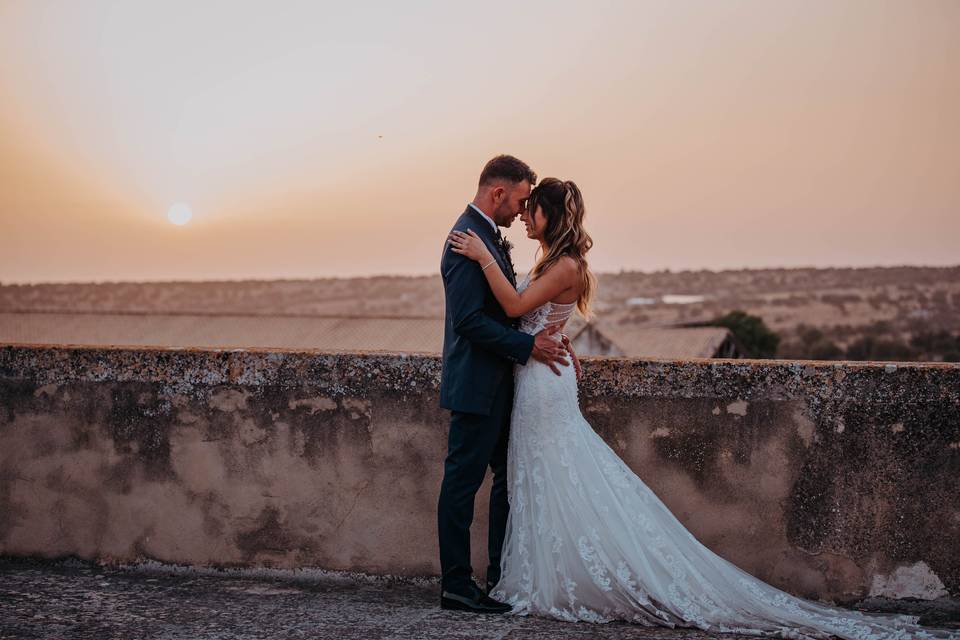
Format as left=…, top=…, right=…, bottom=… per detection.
left=479, top=155, right=537, bottom=187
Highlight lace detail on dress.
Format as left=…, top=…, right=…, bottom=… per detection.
left=489, top=276, right=955, bottom=640
left=516, top=273, right=577, bottom=336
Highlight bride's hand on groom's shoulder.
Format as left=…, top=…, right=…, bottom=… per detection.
left=532, top=325, right=569, bottom=376
left=448, top=229, right=493, bottom=264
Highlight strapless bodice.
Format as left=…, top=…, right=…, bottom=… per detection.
left=516, top=273, right=577, bottom=336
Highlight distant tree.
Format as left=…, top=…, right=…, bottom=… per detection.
left=863, top=320, right=893, bottom=336
left=910, top=330, right=960, bottom=362
left=775, top=340, right=804, bottom=359
left=845, top=336, right=916, bottom=361
left=867, top=292, right=892, bottom=308
left=831, top=323, right=856, bottom=339
left=707, top=310, right=780, bottom=358
left=797, top=324, right=824, bottom=345
left=808, top=340, right=844, bottom=360
left=778, top=324, right=842, bottom=360
left=820, top=293, right=862, bottom=305
left=911, top=330, right=953, bottom=351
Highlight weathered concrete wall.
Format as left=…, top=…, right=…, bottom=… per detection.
left=1, top=344, right=958, bottom=603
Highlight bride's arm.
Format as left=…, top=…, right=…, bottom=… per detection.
left=448, top=229, right=576, bottom=318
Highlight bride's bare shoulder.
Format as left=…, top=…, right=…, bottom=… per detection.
left=541, top=255, right=578, bottom=274
left=549, top=255, right=581, bottom=282
left=539, top=256, right=582, bottom=300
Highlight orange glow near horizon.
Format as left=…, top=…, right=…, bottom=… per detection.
left=1, top=1, right=958, bottom=284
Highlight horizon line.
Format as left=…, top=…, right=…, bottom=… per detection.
left=2, top=261, right=959, bottom=287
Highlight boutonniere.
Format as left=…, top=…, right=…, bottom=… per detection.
left=500, top=237, right=514, bottom=254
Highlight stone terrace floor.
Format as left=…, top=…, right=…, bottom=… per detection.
left=1, top=557, right=957, bottom=640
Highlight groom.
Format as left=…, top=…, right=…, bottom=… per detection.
left=437, top=155, right=573, bottom=613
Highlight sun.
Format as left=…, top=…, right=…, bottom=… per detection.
left=167, top=203, right=193, bottom=226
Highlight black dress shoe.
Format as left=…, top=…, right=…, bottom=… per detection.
left=440, top=584, right=511, bottom=614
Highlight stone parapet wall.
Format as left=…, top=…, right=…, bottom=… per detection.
left=1, top=344, right=957, bottom=602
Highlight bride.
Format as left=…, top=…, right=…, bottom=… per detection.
left=446, top=178, right=953, bottom=640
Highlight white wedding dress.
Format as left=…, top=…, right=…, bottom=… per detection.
left=489, top=275, right=955, bottom=640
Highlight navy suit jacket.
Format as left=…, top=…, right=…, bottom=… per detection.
left=439, top=206, right=535, bottom=416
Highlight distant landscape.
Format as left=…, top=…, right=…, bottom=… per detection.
left=2, top=265, right=959, bottom=362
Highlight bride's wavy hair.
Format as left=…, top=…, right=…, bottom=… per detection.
left=527, top=178, right=596, bottom=319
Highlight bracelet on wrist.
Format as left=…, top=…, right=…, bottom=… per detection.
left=481, top=258, right=496, bottom=271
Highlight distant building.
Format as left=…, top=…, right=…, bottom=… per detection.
left=626, top=294, right=709, bottom=306
left=661, top=294, right=707, bottom=305
left=567, top=316, right=740, bottom=359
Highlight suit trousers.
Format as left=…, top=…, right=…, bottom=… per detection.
left=437, top=373, right=513, bottom=593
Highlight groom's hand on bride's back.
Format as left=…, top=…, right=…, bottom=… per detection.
left=531, top=325, right=569, bottom=376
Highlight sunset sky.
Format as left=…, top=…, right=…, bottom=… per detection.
left=1, top=1, right=958, bottom=284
